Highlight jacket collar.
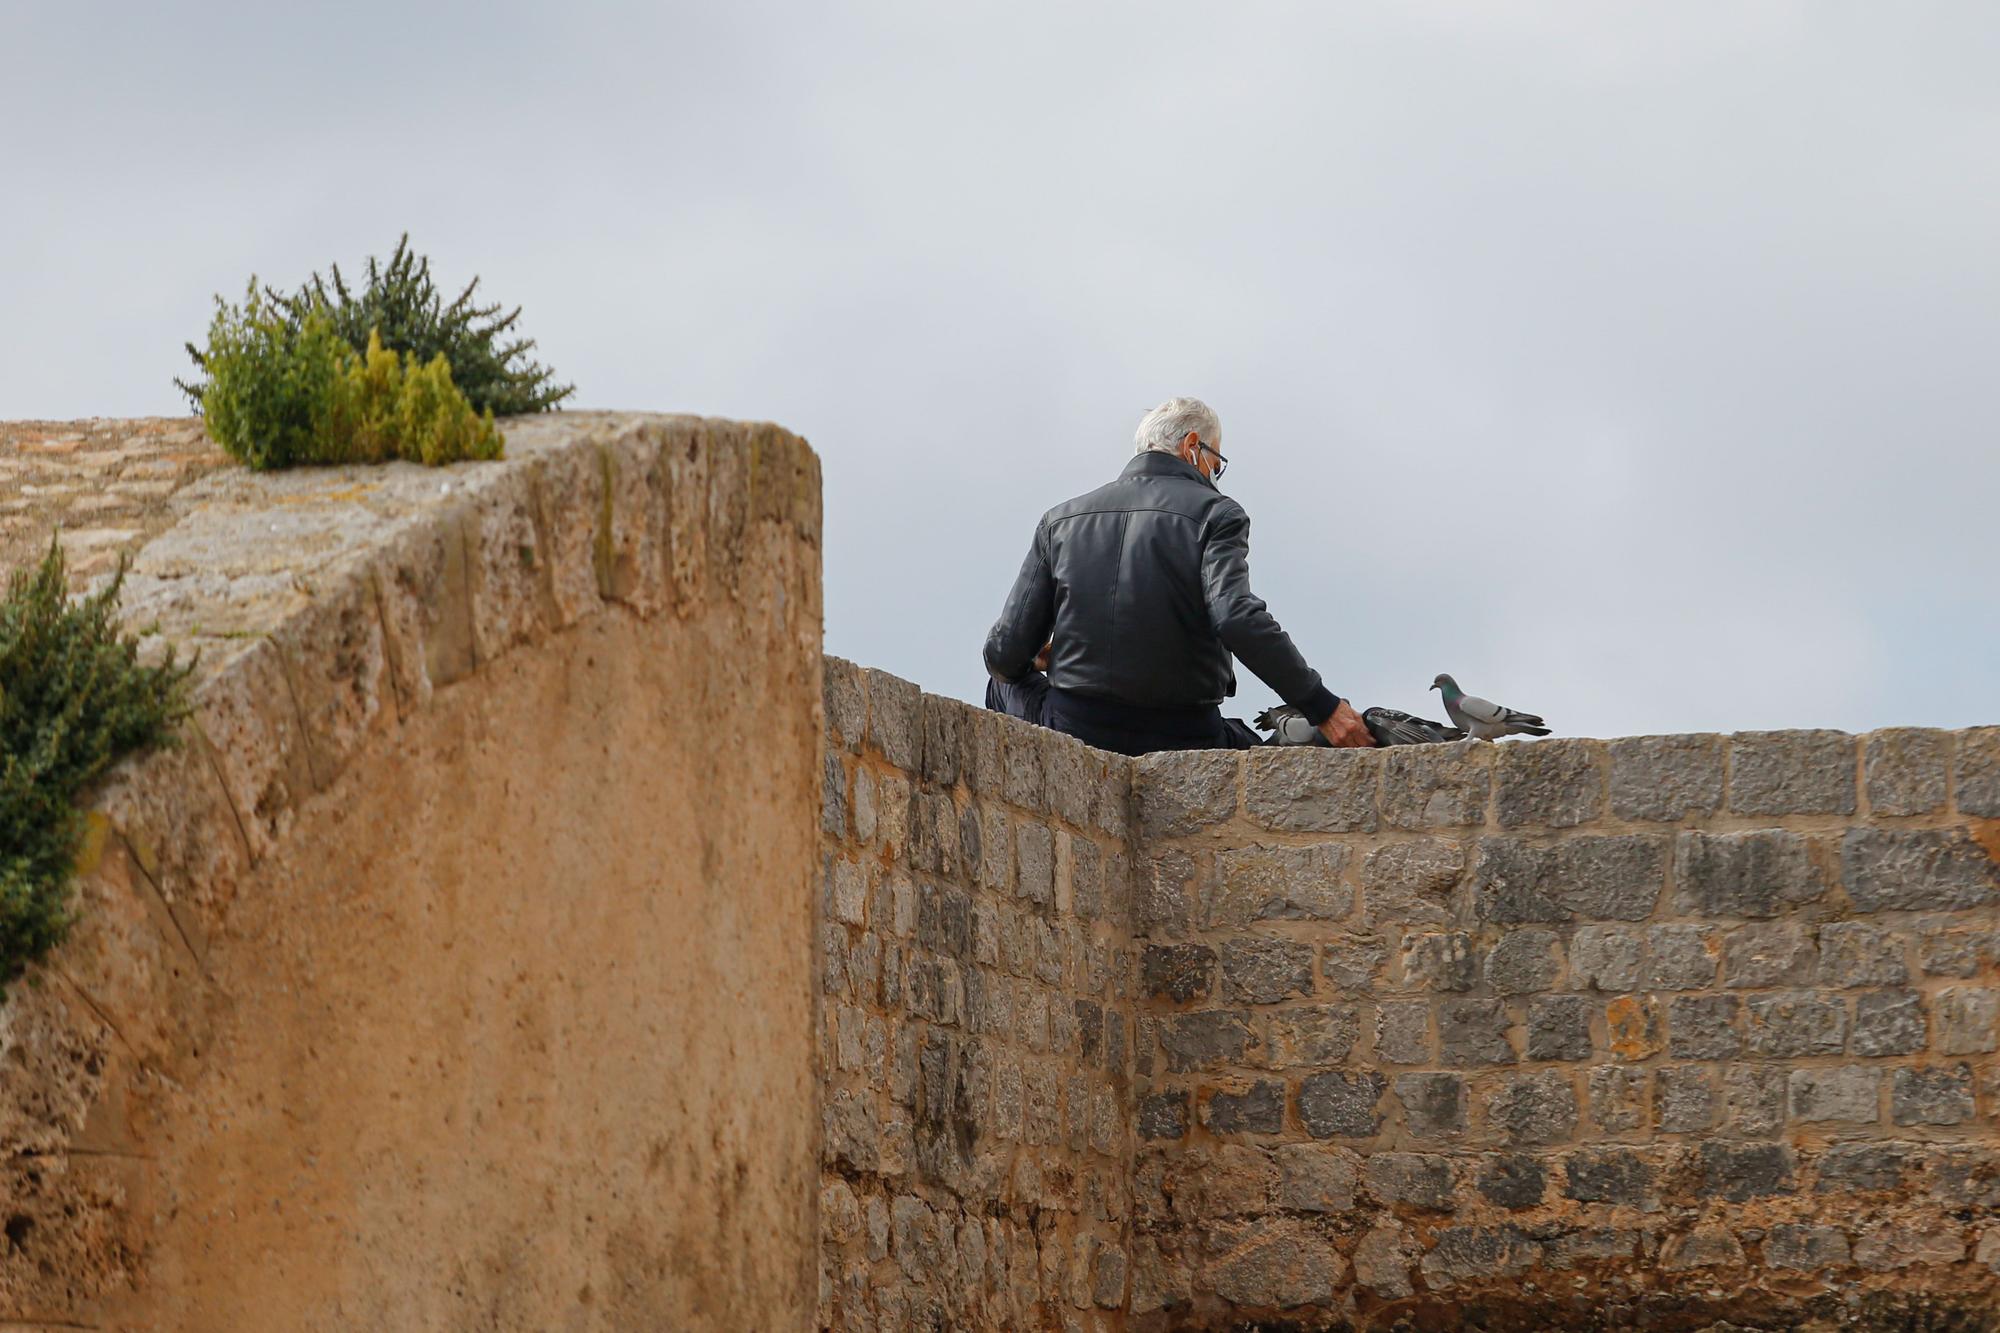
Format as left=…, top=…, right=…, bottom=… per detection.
left=1120, top=449, right=1217, bottom=491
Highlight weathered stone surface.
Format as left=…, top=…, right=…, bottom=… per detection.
left=1767, top=1224, right=1850, bottom=1271
left=1394, top=1072, right=1467, bottom=1138
left=1375, top=1001, right=1432, bottom=1065
left=1495, top=738, right=1605, bottom=828
left=1604, top=994, right=1664, bottom=1061
left=1790, top=1065, right=1881, bottom=1123
left=1866, top=728, right=1950, bottom=815
left=863, top=668, right=923, bottom=771
left=1854, top=1224, right=1966, bottom=1271
left=1722, top=921, right=1817, bottom=988
left=1419, top=1226, right=1541, bottom=1288
left=1364, top=1152, right=1454, bottom=1210
left=1275, top=1144, right=1357, bottom=1213
left=1668, top=994, right=1742, bottom=1059
left=1891, top=1064, right=1975, bottom=1126
left=1958, top=727, right=2000, bottom=816
left=1673, top=830, right=1825, bottom=918
left=1729, top=729, right=1856, bottom=815
left=1654, top=1066, right=1714, bottom=1133
left=1207, top=1224, right=1343, bottom=1309
left=1477, top=1154, right=1547, bottom=1210
left=1852, top=989, right=1928, bottom=1057
left=1205, top=1081, right=1285, bottom=1136
left=1526, top=995, right=1592, bottom=1062
left=1722, top=1065, right=1789, bottom=1137
left=1265, top=1005, right=1360, bottom=1069
left=1218, top=937, right=1316, bottom=1005
left=1137, top=849, right=1196, bottom=939
left=1400, top=931, right=1477, bottom=992
left=1919, top=926, right=1999, bottom=978
left=1360, top=838, right=1464, bottom=925
left=1140, top=943, right=1216, bottom=1003
left=1135, top=751, right=1238, bottom=839
left=1352, top=1225, right=1416, bottom=1299
left=1646, top=924, right=1717, bottom=990
left=1842, top=828, right=2000, bottom=912
left=1815, top=1143, right=1911, bottom=1193
left=1138, top=1090, right=1189, bottom=1141
left=1568, top=925, right=1643, bottom=992
left=1244, top=747, right=1379, bottom=832
left=1564, top=1148, right=1652, bottom=1206
left=1298, top=1070, right=1387, bottom=1139
left=1699, top=1142, right=1795, bottom=1201
left=1816, top=920, right=1908, bottom=988
left=1589, top=1066, right=1647, bottom=1133
left=1319, top=934, right=1388, bottom=990
left=1207, top=844, right=1351, bottom=927
left=1439, top=998, right=1515, bottom=1067
left=1744, top=991, right=1847, bottom=1057
left=1473, top=835, right=1666, bottom=923
left=1935, top=986, right=2000, bottom=1054
left=1486, top=1071, right=1578, bottom=1145
left=1160, top=1010, right=1254, bottom=1073
left=1381, top=742, right=1490, bottom=829
left=1607, top=734, right=1724, bottom=821
left=1662, top=1225, right=1746, bottom=1271
left=1485, top=927, right=1562, bottom=993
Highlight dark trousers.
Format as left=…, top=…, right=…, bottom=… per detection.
left=984, top=673, right=1260, bottom=757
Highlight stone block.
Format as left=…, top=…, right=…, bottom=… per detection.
left=1244, top=747, right=1379, bottom=832
left=1790, top=1065, right=1880, bottom=1124
left=1526, top=995, right=1592, bottom=1062
left=1015, top=826, right=1056, bottom=913
left=1400, top=931, right=1477, bottom=992
left=1468, top=838, right=1562, bottom=923
left=1321, top=934, right=1389, bottom=990
left=1206, top=1223, right=1343, bottom=1309
left=1204, top=1081, right=1285, bottom=1136
left=1919, top=926, right=1998, bottom=978
left=862, top=668, right=923, bottom=771
left=1667, top=994, right=1742, bottom=1060
left=1661, top=1226, right=1746, bottom=1271
left=1473, top=836, right=1666, bottom=924
left=1654, top=1066, right=1714, bottom=1133
left=919, top=693, right=964, bottom=787
left=1375, top=1001, right=1432, bottom=1065
left=1854, top=1225, right=1966, bottom=1271
left=1607, top=734, right=1725, bottom=821
left=1605, top=995, right=1665, bottom=1061
left=1744, top=991, right=1847, bottom=1057
left=1721, top=1065, right=1788, bottom=1137
left=999, top=721, right=1046, bottom=813
left=1298, top=1070, right=1386, bottom=1138
left=1957, top=727, right=2000, bottom=816
left=1042, top=731, right=1100, bottom=829
left=1853, top=989, right=1928, bottom=1057
left=1128, top=1237, right=1191, bottom=1315
left=1476, top=1154, right=1546, bottom=1210
left=1218, top=937, right=1315, bottom=1005
left=1892, top=1064, right=1975, bottom=1126
left=1589, top=1066, right=1647, bottom=1133
left=1092, top=1242, right=1128, bottom=1310
left=1364, top=1153, right=1455, bottom=1211
left=1698, top=1141, right=1794, bottom=1201
left=1381, top=742, right=1491, bottom=830
left=1137, top=850, right=1196, bottom=939
left=1842, top=828, right=2000, bottom=912
left=1419, top=1226, right=1542, bottom=1289
left=1485, top=928, right=1562, bottom=994
left=1815, top=1143, right=1910, bottom=1193
left=1360, top=838, right=1465, bottom=925
left=1352, top=1225, right=1417, bottom=1300
left=1563, top=1149, right=1652, bottom=1206
left=1394, top=1072, right=1468, bottom=1138
left=1486, top=1070, right=1578, bottom=1145
left=1816, top=921, right=1908, bottom=988
left=1495, top=738, right=1605, bottom=828
left=823, top=659, right=868, bottom=753
left=1767, top=1225, right=1850, bottom=1272
left=1140, top=943, right=1216, bottom=1003
left=1266, top=1005, right=1360, bottom=1069
left=1275, top=1144, right=1358, bottom=1213
left=1928, top=1146, right=2000, bottom=1208
left=1439, top=998, right=1515, bottom=1067
left=1159, top=1010, right=1255, bottom=1073
left=1646, top=924, right=1717, bottom=990
left=1728, top=729, right=1856, bottom=815
left=1138, top=1089, right=1188, bottom=1141
left=1135, top=751, right=1238, bottom=839
left=1206, top=844, right=1352, bottom=927
left=1722, top=921, right=1817, bottom=988
left=1865, top=728, right=1950, bottom=815
left=1935, top=986, right=2000, bottom=1055
left=1568, top=925, right=1643, bottom=992
left=464, top=465, right=556, bottom=660
left=1672, top=830, right=1825, bottom=918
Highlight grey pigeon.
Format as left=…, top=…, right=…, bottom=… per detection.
left=1429, top=673, right=1551, bottom=740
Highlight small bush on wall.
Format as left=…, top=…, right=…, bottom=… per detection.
left=0, top=541, right=191, bottom=1000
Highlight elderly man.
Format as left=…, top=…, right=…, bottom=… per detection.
left=983, top=396, right=1371, bottom=757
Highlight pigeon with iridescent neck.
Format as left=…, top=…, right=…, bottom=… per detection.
left=1429, top=673, right=1551, bottom=740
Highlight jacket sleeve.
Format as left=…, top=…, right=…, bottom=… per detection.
left=1199, top=499, right=1340, bottom=724
left=983, top=524, right=1056, bottom=683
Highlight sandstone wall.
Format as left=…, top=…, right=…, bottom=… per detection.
left=817, top=662, right=1139, bottom=1331
left=0, top=414, right=824, bottom=1330
left=1127, top=732, right=2000, bottom=1330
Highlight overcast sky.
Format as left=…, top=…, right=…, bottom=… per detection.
left=4, top=2, right=1995, bottom=737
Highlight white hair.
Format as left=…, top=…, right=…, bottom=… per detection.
left=1133, top=396, right=1221, bottom=456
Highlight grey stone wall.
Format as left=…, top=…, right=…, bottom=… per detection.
left=818, top=660, right=1140, bottom=1331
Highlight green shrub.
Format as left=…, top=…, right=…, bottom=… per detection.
left=179, top=235, right=573, bottom=418
left=194, top=289, right=502, bottom=470
left=0, top=540, right=192, bottom=999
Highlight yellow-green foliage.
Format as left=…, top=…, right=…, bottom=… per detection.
left=195, top=284, right=501, bottom=470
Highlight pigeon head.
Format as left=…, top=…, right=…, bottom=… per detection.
left=1430, top=673, right=1457, bottom=693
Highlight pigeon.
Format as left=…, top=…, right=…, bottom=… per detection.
left=1253, top=704, right=1464, bottom=747
left=1429, top=673, right=1551, bottom=740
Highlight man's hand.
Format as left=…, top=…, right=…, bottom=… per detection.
left=1317, top=698, right=1375, bottom=748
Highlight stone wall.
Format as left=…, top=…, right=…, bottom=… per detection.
left=817, top=661, right=1140, bottom=1331
left=1, top=414, right=825, bottom=1330
left=1126, top=733, right=2000, bottom=1329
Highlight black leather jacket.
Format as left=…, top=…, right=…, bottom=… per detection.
left=983, top=451, right=1337, bottom=722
